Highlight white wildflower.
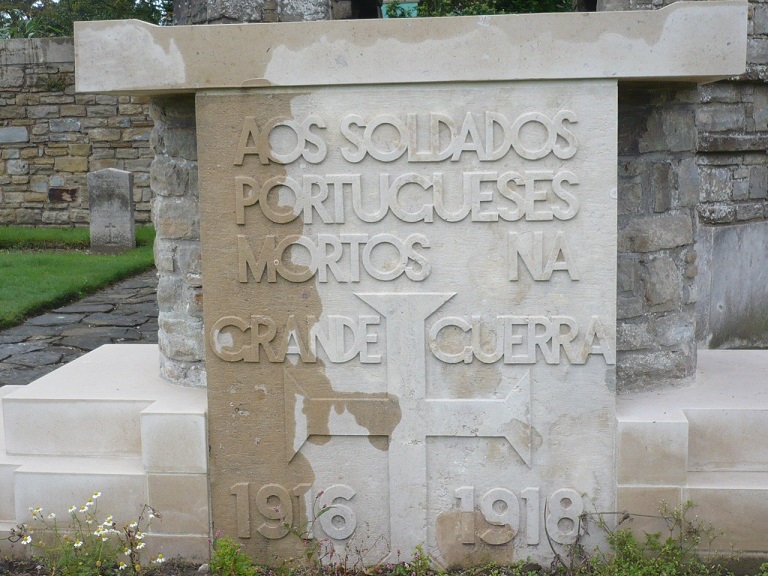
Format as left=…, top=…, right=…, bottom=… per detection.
left=152, top=554, right=166, bottom=564
left=21, top=536, right=31, bottom=545
left=73, top=540, right=83, bottom=548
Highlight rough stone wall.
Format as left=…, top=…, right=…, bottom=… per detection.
left=173, top=0, right=333, bottom=24
left=610, top=0, right=768, bottom=389
left=0, top=37, right=153, bottom=226
left=150, top=96, right=206, bottom=387
left=616, top=87, right=700, bottom=390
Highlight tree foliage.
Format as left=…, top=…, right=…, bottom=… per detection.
left=386, top=0, right=570, bottom=17
left=0, top=0, right=172, bottom=38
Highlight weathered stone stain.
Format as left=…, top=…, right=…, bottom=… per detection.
left=435, top=510, right=516, bottom=569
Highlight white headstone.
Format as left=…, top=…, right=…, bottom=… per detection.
left=88, top=168, right=135, bottom=254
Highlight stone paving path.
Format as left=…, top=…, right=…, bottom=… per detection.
left=0, top=269, right=158, bottom=386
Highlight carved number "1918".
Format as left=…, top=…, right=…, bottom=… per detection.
left=455, top=486, right=583, bottom=545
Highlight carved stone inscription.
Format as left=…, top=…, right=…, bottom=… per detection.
left=197, top=82, right=617, bottom=566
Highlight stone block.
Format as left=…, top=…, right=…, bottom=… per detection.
left=617, top=420, right=687, bottom=485
left=86, top=105, right=117, bottom=117
left=5, top=160, right=29, bottom=175
left=695, top=104, right=745, bottom=131
left=652, top=161, right=673, bottom=212
left=175, top=241, right=202, bottom=275
left=748, top=38, right=768, bottom=65
left=20, top=148, right=40, bottom=159
left=0, top=127, right=29, bottom=144
left=87, top=168, right=136, bottom=254
left=150, top=154, right=190, bottom=197
left=617, top=321, right=653, bottom=351
left=687, top=481, right=768, bottom=552
left=122, top=128, right=150, bottom=141
left=60, top=104, right=86, bottom=117
left=616, top=486, right=683, bottom=538
left=697, top=82, right=741, bottom=104
left=119, top=104, right=144, bottom=115
left=697, top=203, right=736, bottom=224
left=618, top=212, right=693, bottom=253
left=733, top=178, right=750, bottom=200
left=54, top=156, right=88, bottom=172
left=677, top=157, right=700, bottom=208
left=49, top=118, right=81, bottom=132
left=699, top=166, right=733, bottom=201
left=153, top=239, right=175, bottom=272
left=26, top=105, right=59, bottom=119
left=641, top=256, right=680, bottom=310
left=687, top=410, right=768, bottom=471
left=95, top=95, right=119, bottom=105
left=152, top=196, right=199, bottom=240
left=158, top=317, right=204, bottom=362
left=749, top=165, right=768, bottom=199
left=0, top=67, right=24, bottom=88
left=736, top=202, right=765, bottom=221
left=618, top=177, right=642, bottom=215
left=147, top=474, right=209, bottom=533
left=700, top=221, right=768, bottom=348
left=89, top=128, right=122, bottom=141
left=640, top=106, right=696, bottom=153
left=68, top=143, right=91, bottom=157
left=141, top=400, right=207, bottom=474
left=753, top=89, right=768, bottom=131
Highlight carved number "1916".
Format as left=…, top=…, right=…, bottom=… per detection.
left=231, top=483, right=357, bottom=540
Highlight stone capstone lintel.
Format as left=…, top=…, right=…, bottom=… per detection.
left=75, top=1, right=747, bottom=94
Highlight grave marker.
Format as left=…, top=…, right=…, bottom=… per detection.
left=88, top=168, right=135, bottom=254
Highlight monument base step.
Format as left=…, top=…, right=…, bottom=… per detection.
left=0, top=345, right=209, bottom=562
left=617, top=350, right=768, bottom=553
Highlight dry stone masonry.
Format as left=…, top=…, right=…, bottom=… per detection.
left=0, top=37, right=152, bottom=226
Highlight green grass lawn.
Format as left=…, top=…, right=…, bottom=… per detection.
left=0, top=226, right=155, bottom=329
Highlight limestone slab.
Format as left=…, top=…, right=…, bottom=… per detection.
left=0, top=345, right=210, bottom=561
left=617, top=420, right=688, bottom=485
left=141, top=402, right=208, bottom=473
left=147, top=473, right=209, bottom=534
left=199, top=81, right=617, bottom=565
left=75, top=1, right=747, bottom=94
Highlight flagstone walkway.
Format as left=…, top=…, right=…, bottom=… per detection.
left=0, top=269, right=158, bottom=386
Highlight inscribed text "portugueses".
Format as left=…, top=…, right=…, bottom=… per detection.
left=233, top=110, right=582, bottom=284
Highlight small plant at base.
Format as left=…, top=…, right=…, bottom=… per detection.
left=5, top=491, right=165, bottom=575
left=584, top=499, right=727, bottom=576
left=210, top=533, right=258, bottom=576
left=282, top=491, right=337, bottom=569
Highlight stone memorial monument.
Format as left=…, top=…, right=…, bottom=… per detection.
left=0, top=1, right=747, bottom=565
left=87, top=168, right=136, bottom=254
left=197, top=83, right=618, bottom=565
